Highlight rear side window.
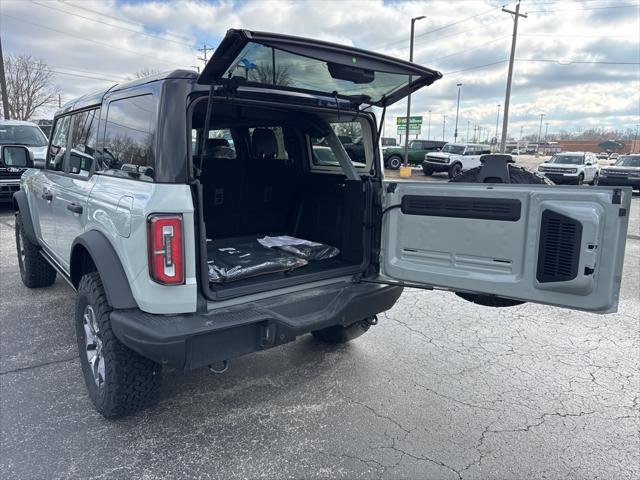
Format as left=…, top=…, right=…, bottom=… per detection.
left=99, top=94, right=158, bottom=182
left=69, top=108, right=100, bottom=178
left=47, top=116, right=71, bottom=172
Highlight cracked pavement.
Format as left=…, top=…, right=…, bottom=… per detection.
left=1, top=194, right=639, bottom=480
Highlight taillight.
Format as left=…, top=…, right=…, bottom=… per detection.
left=147, top=214, right=184, bottom=285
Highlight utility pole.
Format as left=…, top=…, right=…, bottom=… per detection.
left=197, top=43, right=214, bottom=66
left=466, top=120, right=470, bottom=143
left=537, top=113, right=545, bottom=148
left=499, top=1, right=527, bottom=153
left=473, top=125, right=478, bottom=143
left=442, top=114, right=447, bottom=141
left=404, top=15, right=426, bottom=166
left=494, top=104, right=501, bottom=151
left=427, top=110, right=432, bottom=139
left=544, top=122, right=549, bottom=140
left=454, top=83, right=462, bottom=142
left=0, top=33, right=10, bottom=119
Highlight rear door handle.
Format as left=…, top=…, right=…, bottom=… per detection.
left=67, top=203, right=83, bottom=214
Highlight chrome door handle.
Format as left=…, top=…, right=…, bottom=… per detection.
left=67, top=203, right=83, bottom=214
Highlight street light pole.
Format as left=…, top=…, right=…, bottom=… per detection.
left=544, top=122, right=549, bottom=140
left=454, top=83, right=462, bottom=142
left=494, top=104, right=501, bottom=151
left=466, top=120, right=470, bottom=143
left=537, top=113, right=545, bottom=148
left=403, top=15, right=426, bottom=166
left=442, top=114, right=447, bottom=141
left=427, top=110, right=432, bottom=139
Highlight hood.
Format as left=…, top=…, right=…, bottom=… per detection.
left=601, top=166, right=640, bottom=173
left=428, top=151, right=456, bottom=159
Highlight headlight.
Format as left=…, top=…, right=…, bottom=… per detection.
left=568, top=168, right=578, bottom=173
left=630, top=172, right=640, bottom=177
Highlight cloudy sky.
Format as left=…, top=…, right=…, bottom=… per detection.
left=2, top=0, right=639, bottom=141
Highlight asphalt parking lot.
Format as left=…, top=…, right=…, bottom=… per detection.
left=1, top=175, right=638, bottom=479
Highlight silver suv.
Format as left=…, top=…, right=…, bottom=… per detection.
left=11, top=29, right=632, bottom=418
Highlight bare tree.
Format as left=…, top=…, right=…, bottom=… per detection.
left=254, top=63, right=292, bottom=87
left=4, top=54, right=60, bottom=120
left=131, top=67, right=161, bottom=80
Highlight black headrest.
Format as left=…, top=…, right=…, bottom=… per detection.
left=252, top=128, right=278, bottom=159
left=206, top=138, right=229, bottom=151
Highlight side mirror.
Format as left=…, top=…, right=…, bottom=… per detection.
left=1, top=145, right=34, bottom=168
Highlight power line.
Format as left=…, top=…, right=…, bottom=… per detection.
left=371, top=6, right=502, bottom=50
left=516, top=58, right=640, bottom=65
left=49, top=69, right=120, bottom=82
left=429, top=35, right=511, bottom=63
left=48, top=64, right=128, bottom=80
left=520, top=33, right=638, bottom=38
left=61, top=0, right=194, bottom=43
left=30, top=1, right=195, bottom=48
left=527, top=2, right=639, bottom=13
left=4, top=14, right=189, bottom=68
left=443, top=60, right=509, bottom=75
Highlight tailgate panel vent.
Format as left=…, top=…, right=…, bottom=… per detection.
left=401, top=195, right=521, bottom=221
left=537, top=210, right=582, bottom=283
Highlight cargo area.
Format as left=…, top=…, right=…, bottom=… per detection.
left=191, top=99, right=374, bottom=299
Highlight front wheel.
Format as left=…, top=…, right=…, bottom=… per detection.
left=75, top=272, right=161, bottom=418
left=448, top=162, right=462, bottom=179
left=387, top=156, right=402, bottom=170
left=311, top=318, right=375, bottom=344
left=423, top=166, right=434, bottom=176
left=577, top=173, right=585, bottom=185
left=590, top=173, right=599, bottom=186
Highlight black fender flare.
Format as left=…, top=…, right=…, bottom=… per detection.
left=71, top=231, right=138, bottom=309
left=12, top=190, right=38, bottom=245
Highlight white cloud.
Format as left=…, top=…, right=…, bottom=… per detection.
left=1, top=0, right=638, bottom=138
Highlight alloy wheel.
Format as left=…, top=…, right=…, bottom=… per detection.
left=83, top=305, right=105, bottom=387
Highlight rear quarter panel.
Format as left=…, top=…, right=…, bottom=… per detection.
left=87, top=176, right=197, bottom=314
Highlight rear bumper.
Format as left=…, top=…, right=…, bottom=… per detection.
left=110, top=282, right=403, bottom=370
left=598, top=176, right=640, bottom=188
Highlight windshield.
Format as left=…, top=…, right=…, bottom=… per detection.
left=0, top=125, right=48, bottom=147
left=224, top=42, right=418, bottom=103
left=441, top=144, right=465, bottom=154
left=548, top=154, right=584, bottom=165
left=614, top=155, right=640, bottom=167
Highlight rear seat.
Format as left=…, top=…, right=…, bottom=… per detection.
left=199, top=138, right=245, bottom=238
left=239, top=128, right=298, bottom=235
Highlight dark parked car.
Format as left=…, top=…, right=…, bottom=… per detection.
left=383, top=139, right=446, bottom=169
left=381, top=137, right=397, bottom=147
left=598, top=154, right=640, bottom=191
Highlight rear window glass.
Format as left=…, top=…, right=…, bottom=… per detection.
left=310, top=120, right=367, bottom=168
left=224, top=42, right=415, bottom=102
left=0, top=124, right=47, bottom=146
left=98, top=94, right=158, bottom=182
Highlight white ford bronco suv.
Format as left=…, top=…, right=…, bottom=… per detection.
left=11, top=30, right=631, bottom=418
left=422, top=142, right=492, bottom=178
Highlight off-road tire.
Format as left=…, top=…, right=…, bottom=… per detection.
left=311, top=318, right=373, bottom=344
left=449, top=164, right=552, bottom=307
left=590, top=173, right=599, bottom=186
left=75, top=272, right=161, bottom=418
left=448, top=162, right=463, bottom=179
left=423, top=166, right=434, bottom=176
left=15, top=211, right=56, bottom=288
left=577, top=173, right=584, bottom=185
left=387, top=155, right=402, bottom=170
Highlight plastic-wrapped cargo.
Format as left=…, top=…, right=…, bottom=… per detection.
left=207, top=241, right=307, bottom=283
left=257, top=235, right=340, bottom=262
